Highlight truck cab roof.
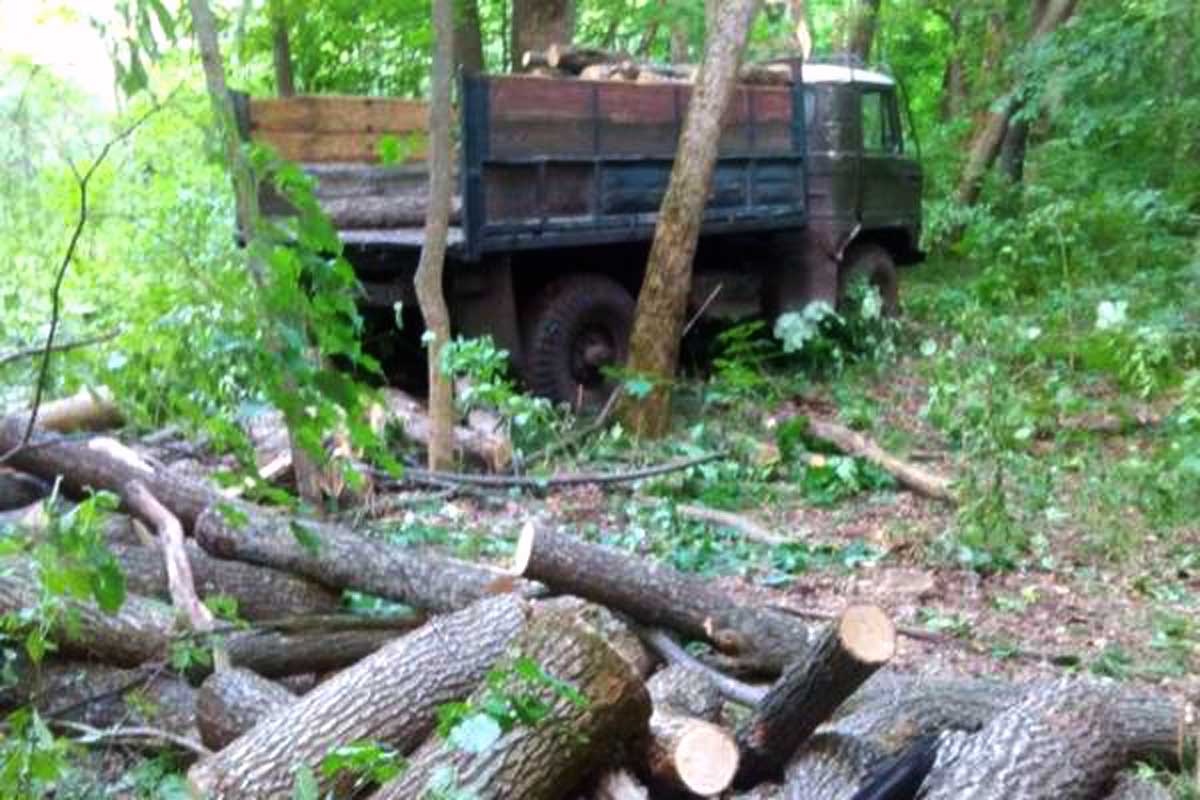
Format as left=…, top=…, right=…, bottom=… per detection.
left=802, top=63, right=894, bottom=87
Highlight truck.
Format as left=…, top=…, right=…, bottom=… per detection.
left=234, top=56, right=923, bottom=407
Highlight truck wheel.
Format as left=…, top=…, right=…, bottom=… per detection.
left=839, top=243, right=900, bottom=317
left=523, top=274, right=635, bottom=409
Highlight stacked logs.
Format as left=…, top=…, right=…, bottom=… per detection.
left=0, top=397, right=1194, bottom=799
left=520, top=43, right=794, bottom=86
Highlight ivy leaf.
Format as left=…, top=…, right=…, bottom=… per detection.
left=448, top=713, right=502, bottom=754
left=91, top=558, right=127, bottom=613
left=291, top=766, right=319, bottom=800
left=290, top=522, right=322, bottom=557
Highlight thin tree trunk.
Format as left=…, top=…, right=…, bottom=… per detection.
left=415, top=0, right=456, bottom=470
left=454, top=0, right=486, bottom=74
left=618, top=0, right=761, bottom=438
left=511, top=0, right=576, bottom=71
left=789, top=0, right=814, bottom=59
left=269, top=0, right=295, bottom=96
left=939, top=9, right=965, bottom=120
left=187, top=0, right=323, bottom=502
left=846, top=0, right=882, bottom=62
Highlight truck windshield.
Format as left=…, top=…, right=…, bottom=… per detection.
left=861, top=87, right=902, bottom=154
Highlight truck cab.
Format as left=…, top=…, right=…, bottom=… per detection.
left=237, top=57, right=924, bottom=407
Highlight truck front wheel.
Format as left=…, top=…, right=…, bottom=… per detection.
left=522, top=274, right=635, bottom=409
left=839, top=243, right=900, bottom=317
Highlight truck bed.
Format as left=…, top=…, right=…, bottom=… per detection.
left=239, top=71, right=809, bottom=260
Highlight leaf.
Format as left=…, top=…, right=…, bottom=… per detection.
left=291, top=766, right=319, bottom=800
left=91, top=558, right=127, bottom=613
left=448, top=713, right=502, bottom=754
left=290, top=522, right=322, bottom=556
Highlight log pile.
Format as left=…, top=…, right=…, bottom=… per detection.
left=0, top=398, right=1194, bottom=799
left=520, top=43, right=794, bottom=86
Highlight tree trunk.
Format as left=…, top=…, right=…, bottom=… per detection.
left=372, top=604, right=651, bottom=800
left=511, top=0, right=575, bottom=71
left=735, top=605, right=895, bottom=786
left=955, top=0, right=1080, bottom=205
left=939, top=9, right=966, bottom=121
left=918, top=680, right=1152, bottom=800
left=513, top=526, right=810, bottom=674
left=196, top=667, right=295, bottom=750
left=846, top=0, right=883, bottom=62
left=194, top=505, right=538, bottom=613
left=187, top=0, right=323, bottom=503
left=414, top=0, right=456, bottom=471
left=454, top=0, right=486, bottom=74
left=110, top=541, right=342, bottom=621
left=188, top=595, right=529, bottom=798
left=269, top=0, right=295, bottom=96
left=617, top=0, right=761, bottom=437
left=789, top=0, right=814, bottom=59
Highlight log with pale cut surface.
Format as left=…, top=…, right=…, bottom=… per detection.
left=736, top=604, right=896, bottom=786
left=195, top=667, right=295, bottom=750
left=513, top=525, right=810, bottom=674
left=372, top=603, right=651, bottom=800
left=188, top=594, right=529, bottom=799
left=194, top=504, right=539, bottom=614
left=593, top=768, right=650, bottom=800
left=643, top=663, right=739, bottom=794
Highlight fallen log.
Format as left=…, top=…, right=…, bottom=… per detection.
left=644, top=665, right=738, bottom=795
left=29, top=386, right=123, bottom=433
left=546, top=43, right=630, bottom=73
left=110, top=541, right=342, bottom=621
left=919, top=680, right=1144, bottom=800
left=513, top=525, right=810, bottom=674
left=377, top=387, right=511, bottom=472
left=0, top=415, right=220, bottom=531
left=194, top=504, right=538, bottom=613
left=593, top=769, right=649, bottom=800
left=736, top=605, right=896, bottom=786
left=537, top=595, right=657, bottom=679
left=196, top=667, right=294, bottom=750
left=188, top=594, right=529, bottom=799
left=222, top=617, right=424, bottom=677
left=0, top=472, right=50, bottom=511
left=806, top=417, right=956, bottom=504
left=372, top=603, right=651, bottom=800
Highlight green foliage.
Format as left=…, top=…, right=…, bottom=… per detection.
left=0, top=709, right=73, bottom=799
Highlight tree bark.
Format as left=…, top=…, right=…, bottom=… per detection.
left=735, top=605, right=895, bottom=786
left=918, top=680, right=1152, bottom=800
left=617, top=0, right=761, bottom=437
left=846, top=0, right=883, bottom=62
left=188, top=595, right=529, bottom=798
left=194, top=504, right=538, bottom=613
left=513, top=526, right=810, bottom=674
left=110, top=541, right=342, bottom=621
left=939, top=9, right=966, bottom=120
left=196, top=667, right=294, bottom=750
left=454, top=0, right=486, bottom=74
left=372, top=603, right=651, bottom=800
left=414, top=0, right=457, bottom=471
left=269, top=0, right=295, bottom=96
left=511, top=0, right=575, bottom=71
left=222, top=617, right=424, bottom=678
left=955, top=0, right=1080, bottom=205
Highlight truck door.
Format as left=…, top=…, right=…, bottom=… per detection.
left=857, top=86, right=922, bottom=231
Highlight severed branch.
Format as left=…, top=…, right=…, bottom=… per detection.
left=123, top=481, right=229, bottom=671
left=676, top=503, right=789, bottom=547
left=638, top=627, right=767, bottom=707
left=1, top=100, right=168, bottom=465
left=51, top=719, right=211, bottom=759
left=0, top=329, right=120, bottom=368
left=806, top=418, right=957, bottom=504
left=386, top=452, right=723, bottom=490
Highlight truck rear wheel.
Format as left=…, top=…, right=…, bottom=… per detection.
left=522, top=274, right=635, bottom=409
left=839, top=243, right=900, bottom=317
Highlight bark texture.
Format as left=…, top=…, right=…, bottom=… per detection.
left=515, top=526, right=810, bottom=674
left=414, top=0, right=457, bottom=470
left=373, top=604, right=651, bottom=800
left=736, top=605, right=896, bottom=785
left=223, top=622, right=419, bottom=678
left=194, top=504, right=537, bottom=613
left=618, top=0, right=761, bottom=437
left=196, top=667, right=295, bottom=750
left=188, top=595, right=529, bottom=798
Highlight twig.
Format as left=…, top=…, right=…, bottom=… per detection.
left=384, top=452, right=723, bottom=491
left=1, top=100, right=168, bottom=465
left=51, top=719, right=211, bottom=758
left=676, top=503, right=789, bottom=546
left=0, top=329, right=120, bottom=367
left=681, top=282, right=723, bottom=337
left=639, top=627, right=766, bottom=707
left=527, top=385, right=622, bottom=466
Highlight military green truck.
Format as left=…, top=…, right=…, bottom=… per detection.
left=236, top=57, right=923, bottom=406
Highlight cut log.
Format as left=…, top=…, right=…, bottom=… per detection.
left=26, top=387, right=123, bottom=433
left=0, top=560, right=174, bottom=666
left=593, top=769, right=649, bottom=800
left=377, top=387, right=512, bottom=472
left=372, top=603, right=652, bottom=800
left=188, top=594, right=529, bottom=799
left=1104, top=774, right=1173, bottom=800
left=0, top=415, right=221, bottom=531
left=738, top=63, right=794, bottom=86
left=580, top=61, right=641, bottom=81
left=806, top=418, right=956, bottom=503
left=642, top=663, right=738, bottom=793
left=640, top=627, right=768, bottom=707
left=536, top=595, right=657, bottom=678
left=223, top=620, right=420, bottom=678
left=110, top=542, right=342, bottom=621
left=546, top=43, right=631, bottom=73
left=0, top=472, right=51, bottom=511
left=736, top=605, right=896, bottom=786
left=918, top=680, right=1135, bottom=800
left=513, top=525, right=810, bottom=674
left=647, top=663, right=725, bottom=721
left=194, top=504, right=538, bottom=613
left=196, top=667, right=295, bottom=750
